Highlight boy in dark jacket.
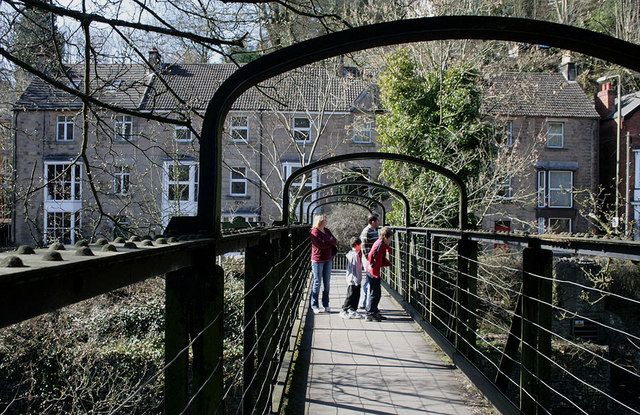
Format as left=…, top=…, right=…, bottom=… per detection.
left=366, top=227, right=393, bottom=322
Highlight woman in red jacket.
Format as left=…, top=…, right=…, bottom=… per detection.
left=309, top=214, right=338, bottom=314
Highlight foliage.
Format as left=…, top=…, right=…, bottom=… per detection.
left=11, top=7, right=65, bottom=77
left=376, top=49, right=494, bottom=227
left=326, top=204, right=371, bottom=251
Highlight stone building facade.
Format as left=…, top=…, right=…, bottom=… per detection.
left=482, top=70, right=600, bottom=234
left=12, top=58, right=381, bottom=245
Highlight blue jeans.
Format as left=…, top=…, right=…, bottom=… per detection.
left=360, top=272, right=372, bottom=309
left=310, top=260, right=332, bottom=308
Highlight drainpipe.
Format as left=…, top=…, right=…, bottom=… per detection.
left=626, top=131, right=631, bottom=233
left=11, top=110, right=18, bottom=244
left=258, top=110, right=263, bottom=222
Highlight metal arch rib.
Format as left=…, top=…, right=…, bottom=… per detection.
left=281, top=152, right=468, bottom=229
left=305, top=193, right=387, bottom=225
left=296, top=181, right=411, bottom=227
left=198, top=16, right=640, bottom=236
left=311, top=200, right=375, bottom=222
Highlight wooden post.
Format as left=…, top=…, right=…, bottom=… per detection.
left=164, top=268, right=190, bottom=415
left=190, top=251, right=224, bottom=415
left=520, top=239, right=553, bottom=415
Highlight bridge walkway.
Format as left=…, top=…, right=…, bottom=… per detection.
left=286, top=270, right=487, bottom=415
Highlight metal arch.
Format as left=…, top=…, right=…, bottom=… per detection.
left=198, top=16, right=640, bottom=236
left=311, top=200, right=374, bottom=224
left=297, top=181, right=410, bottom=226
left=306, top=193, right=386, bottom=225
left=283, top=152, right=468, bottom=228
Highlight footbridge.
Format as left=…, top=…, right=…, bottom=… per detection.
left=1, top=15, right=640, bottom=415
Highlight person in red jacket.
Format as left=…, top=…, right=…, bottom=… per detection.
left=310, top=214, right=338, bottom=314
left=366, top=227, right=393, bottom=321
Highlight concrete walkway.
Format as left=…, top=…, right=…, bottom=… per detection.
left=288, top=270, right=477, bottom=415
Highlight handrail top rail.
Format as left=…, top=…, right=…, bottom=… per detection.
left=392, top=226, right=640, bottom=261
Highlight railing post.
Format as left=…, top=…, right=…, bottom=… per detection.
left=243, top=239, right=266, bottom=415
left=255, top=236, right=272, bottom=415
left=408, top=230, right=417, bottom=307
left=521, top=239, right=553, bottom=415
left=536, top=245, right=553, bottom=414
left=393, top=231, right=401, bottom=294
left=190, top=249, right=224, bottom=414
left=165, top=268, right=190, bottom=415
left=456, top=236, right=477, bottom=358
left=429, top=236, right=441, bottom=325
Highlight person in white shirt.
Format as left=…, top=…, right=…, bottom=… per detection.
left=340, top=237, right=364, bottom=319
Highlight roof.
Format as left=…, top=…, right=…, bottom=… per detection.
left=611, top=91, right=640, bottom=120
left=482, top=73, right=599, bottom=119
left=14, top=65, right=149, bottom=110
left=15, top=63, right=373, bottom=113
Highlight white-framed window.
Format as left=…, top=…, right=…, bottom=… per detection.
left=167, top=163, right=198, bottom=202
left=497, top=177, right=513, bottom=200
left=353, top=116, right=373, bottom=143
left=114, top=166, right=130, bottom=195
left=284, top=161, right=317, bottom=221
left=44, top=162, right=82, bottom=244
left=538, top=217, right=572, bottom=234
left=229, top=167, right=247, bottom=196
left=293, top=117, right=311, bottom=143
left=175, top=126, right=192, bottom=142
left=114, top=115, right=133, bottom=141
left=45, top=163, right=82, bottom=201
left=505, top=120, right=514, bottom=147
left=56, top=116, right=74, bottom=141
left=231, top=116, right=249, bottom=142
left=46, top=211, right=82, bottom=245
left=162, top=160, right=199, bottom=226
left=538, top=170, right=573, bottom=208
left=546, top=122, right=564, bottom=148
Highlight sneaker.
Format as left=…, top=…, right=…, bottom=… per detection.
left=366, top=314, right=374, bottom=322
left=374, top=313, right=387, bottom=321
left=324, top=306, right=331, bottom=313
left=348, top=310, right=361, bottom=319
left=311, top=306, right=320, bottom=315
left=339, top=310, right=349, bottom=319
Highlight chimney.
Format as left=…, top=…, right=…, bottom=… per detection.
left=148, top=47, right=162, bottom=73
left=559, top=53, right=576, bottom=81
left=595, top=82, right=616, bottom=118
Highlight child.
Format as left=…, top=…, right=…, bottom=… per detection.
left=340, top=237, right=363, bottom=319
left=366, top=227, right=393, bottom=322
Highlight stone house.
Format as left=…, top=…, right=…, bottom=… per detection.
left=482, top=66, right=600, bottom=234
left=12, top=54, right=380, bottom=245
left=595, top=84, right=640, bottom=239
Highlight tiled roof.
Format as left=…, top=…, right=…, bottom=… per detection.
left=14, top=65, right=149, bottom=110
left=15, top=63, right=373, bottom=113
left=482, top=73, right=599, bottom=118
left=140, top=63, right=373, bottom=112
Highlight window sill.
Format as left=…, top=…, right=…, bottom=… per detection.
left=227, top=194, right=250, bottom=199
left=352, top=141, right=375, bottom=146
left=544, top=146, right=567, bottom=150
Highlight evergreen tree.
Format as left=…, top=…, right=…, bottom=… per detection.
left=12, top=7, right=65, bottom=76
left=377, top=49, right=493, bottom=227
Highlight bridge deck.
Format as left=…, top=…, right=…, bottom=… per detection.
left=287, top=270, right=485, bottom=415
